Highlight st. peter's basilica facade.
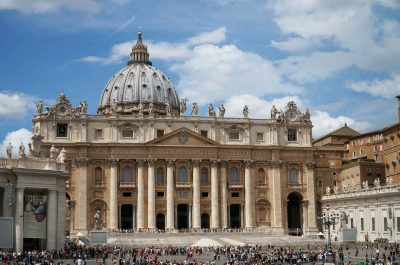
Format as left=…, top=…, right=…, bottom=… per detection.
left=33, top=32, right=318, bottom=236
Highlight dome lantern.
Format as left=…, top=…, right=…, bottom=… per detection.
left=128, top=31, right=152, bottom=66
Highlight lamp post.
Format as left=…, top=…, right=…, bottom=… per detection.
left=319, top=204, right=339, bottom=262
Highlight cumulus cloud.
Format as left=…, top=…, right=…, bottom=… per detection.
left=267, top=0, right=400, bottom=86
left=346, top=74, right=400, bottom=99
left=0, top=91, right=37, bottom=120
left=0, top=128, right=32, bottom=158
left=0, top=0, right=101, bottom=14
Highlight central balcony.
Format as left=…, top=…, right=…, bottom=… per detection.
left=119, top=181, right=136, bottom=189
left=176, top=182, right=192, bottom=188
left=228, top=182, right=244, bottom=189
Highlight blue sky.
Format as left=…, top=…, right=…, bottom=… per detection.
left=1, top=0, right=400, bottom=155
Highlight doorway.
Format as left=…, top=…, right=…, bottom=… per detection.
left=201, top=213, right=210, bottom=229
left=287, top=193, right=302, bottom=236
left=156, top=213, right=165, bottom=230
left=121, top=204, right=133, bottom=230
left=230, top=204, right=241, bottom=228
left=177, top=204, right=189, bottom=229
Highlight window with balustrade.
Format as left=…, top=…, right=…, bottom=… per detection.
left=289, top=167, right=299, bottom=184
left=122, top=166, right=133, bottom=183
left=257, top=168, right=267, bottom=186
left=178, top=166, right=188, bottom=183
left=200, top=167, right=209, bottom=185
left=230, top=167, right=240, bottom=184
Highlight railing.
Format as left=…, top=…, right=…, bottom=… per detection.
left=156, top=182, right=165, bottom=187
left=257, top=183, right=269, bottom=188
left=228, top=182, right=244, bottom=188
left=119, top=182, right=136, bottom=188
left=288, top=183, right=306, bottom=188
left=93, top=181, right=106, bottom=188
left=176, top=182, right=191, bottom=188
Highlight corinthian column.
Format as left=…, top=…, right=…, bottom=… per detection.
left=244, top=160, right=253, bottom=229
left=136, top=160, right=144, bottom=229
left=166, top=159, right=175, bottom=230
left=211, top=159, right=219, bottom=229
left=192, top=160, right=200, bottom=229
left=220, top=160, right=228, bottom=229
left=75, top=158, right=90, bottom=233
left=108, top=159, right=118, bottom=229
left=270, top=160, right=284, bottom=234
left=147, top=159, right=156, bottom=229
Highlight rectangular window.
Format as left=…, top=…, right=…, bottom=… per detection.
left=229, top=132, right=240, bottom=140
left=256, top=132, right=264, bottom=141
left=231, top=192, right=240, bottom=198
left=372, top=217, right=376, bottom=231
left=122, top=129, right=134, bottom=138
left=122, top=192, right=132, bottom=197
left=318, top=180, right=323, bottom=187
left=56, top=123, right=68, bottom=137
left=361, top=218, right=364, bottom=231
left=384, top=217, right=388, bottom=231
left=200, top=130, right=208, bottom=138
left=350, top=218, right=354, bottom=228
left=353, top=152, right=356, bottom=158
left=156, top=192, right=164, bottom=197
left=201, top=192, right=208, bottom=198
left=156, top=129, right=164, bottom=137
left=95, top=129, right=103, bottom=138
left=397, top=217, right=400, bottom=232
left=287, top=129, right=297, bottom=142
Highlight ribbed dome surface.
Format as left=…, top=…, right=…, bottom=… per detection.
left=97, top=32, right=180, bottom=116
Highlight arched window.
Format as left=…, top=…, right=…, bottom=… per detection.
left=257, top=168, right=266, bottom=185
left=122, top=166, right=133, bottom=182
left=178, top=166, right=188, bottom=183
left=200, top=167, right=208, bottom=185
left=289, top=168, right=298, bottom=184
left=156, top=167, right=164, bottom=185
left=230, top=167, right=240, bottom=184
left=95, top=167, right=103, bottom=183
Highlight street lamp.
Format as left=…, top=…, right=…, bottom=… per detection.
left=319, top=204, right=339, bottom=262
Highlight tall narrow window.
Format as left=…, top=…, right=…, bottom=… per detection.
left=178, top=166, right=188, bottom=183
left=289, top=168, right=298, bottom=184
left=230, top=167, right=240, bottom=184
left=360, top=218, right=364, bottom=231
left=257, top=168, right=266, bottom=185
left=288, top=129, right=297, bottom=141
left=95, top=167, right=103, bottom=183
left=156, top=167, right=164, bottom=186
left=122, top=166, right=133, bottom=182
left=384, top=217, right=388, bottom=231
left=372, top=217, right=376, bottom=231
left=200, top=167, right=208, bottom=185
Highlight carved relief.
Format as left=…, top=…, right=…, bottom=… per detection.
left=43, top=93, right=85, bottom=119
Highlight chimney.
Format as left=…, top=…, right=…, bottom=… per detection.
left=397, top=95, right=400, bottom=122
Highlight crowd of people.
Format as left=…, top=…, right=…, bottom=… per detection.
left=1, top=241, right=399, bottom=265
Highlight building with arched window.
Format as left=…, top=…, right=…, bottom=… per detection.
left=28, top=31, right=318, bottom=237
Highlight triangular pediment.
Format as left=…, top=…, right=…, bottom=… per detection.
left=147, top=127, right=218, bottom=146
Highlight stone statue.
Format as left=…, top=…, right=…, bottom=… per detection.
left=208, top=104, right=215, bottom=117
left=191, top=102, right=199, bottom=116
left=333, top=185, right=339, bottom=194
left=243, top=105, right=249, bottom=118
left=28, top=143, right=34, bottom=157
left=362, top=180, right=369, bottom=189
left=36, top=101, right=43, bottom=115
left=219, top=104, right=225, bottom=118
left=56, top=148, right=66, bottom=163
left=325, top=186, right=331, bottom=196
left=339, top=211, right=349, bottom=229
left=6, top=142, right=13, bottom=159
left=18, top=142, right=26, bottom=158
left=343, top=183, right=349, bottom=192
left=165, top=99, right=171, bottom=115
left=374, top=178, right=380, bottom=188
left=80, top=100, right=88, bottom=114
left=149, top=102, right=154, bottom=115
left=94, top=210, right=103, bottom=230
left=138, top=102, right=144, bottom=115
left=180, top=98, right=188, bottom=115
left=386, top=176, right=393, bottom=185
left=271, top=105, right=277, bottom=119
left=50, top=145, right=58, bottom=160
left=304, top=108, right=311, bottom=122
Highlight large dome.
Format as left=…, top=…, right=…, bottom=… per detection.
left=98, top=32, right=180, bottom=115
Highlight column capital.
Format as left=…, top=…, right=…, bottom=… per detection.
left=166, top=159, right=175, bottom=167
left=107, top=159, right=119, bottom=167
left=75, top=158, right=90, bottom=167
left=136, top=159, right=144, bottom=167
left=210, top=159, right=218, bottom=167
left=147, top=159, right=157, bottom=167
left=244, top=160, right=253, bottom=168
left=266, top=160, right=283, bottom=168
left=304, top=161, right=316, bottom=169
left=220, top=160, right=227, bottom=167
left=192, top=159, right=200, bottom=167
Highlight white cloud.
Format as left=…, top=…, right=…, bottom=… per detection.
left=186, top=27, right=227, bottom=46
left=270, top=37, right=320, bottom=53
left=0, top=128, right=32, bottom=158
left=0, top=91, right=37, bottom=120
left=346, top=74, right=400, bottom=99
left=0, top=0, right=101, bottom=14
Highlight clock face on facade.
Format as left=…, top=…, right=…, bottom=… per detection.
left=56, top=104, right=69, bottom=116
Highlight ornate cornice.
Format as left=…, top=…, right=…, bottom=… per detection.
left=136, top=159, right=144, bottom=167
left=244, top=160, right=253, bottom=168
left=210, top=159, right=218, bottom=167
left=75, top=158, right=90, bottom=167
left=147, top=159, right=156, bottom=167
left=266, top=160, right=283, bottom=168
left=107, top=159, right=119, bottom=167
left=192, top=159, right=200, bottom=167
left=166, top=159, right=175, bottom=167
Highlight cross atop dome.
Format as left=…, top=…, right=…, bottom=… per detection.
left=128, top=31, right=152, bottom=66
